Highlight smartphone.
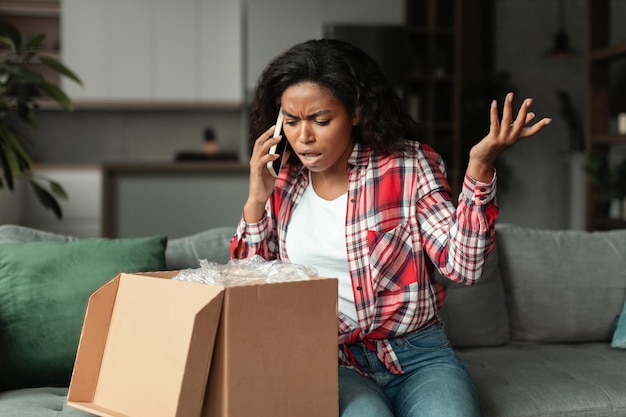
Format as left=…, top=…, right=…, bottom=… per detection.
left=266, top=108, right=287, bottom=177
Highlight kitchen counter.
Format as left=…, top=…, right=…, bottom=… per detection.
left=101, top=162, right=250, bottom=239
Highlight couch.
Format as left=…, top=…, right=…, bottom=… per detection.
left=0, top=223, right=625, bottom=417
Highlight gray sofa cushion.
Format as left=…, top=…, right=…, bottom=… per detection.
left=458, top=343, right=626, bottom=417
left=437, top=242, right=509, bottom=347
left=165, top=226, right=235, bottom=269
left=0, top=225, right=77, bottom=244
left=0, top=387, right=95, bottom=417
left=496, top=224, right=626, bottom=343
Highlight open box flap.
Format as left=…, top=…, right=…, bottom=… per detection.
left=68, top=272, right=224, bottom=417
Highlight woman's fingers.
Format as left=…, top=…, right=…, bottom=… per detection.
left=252, top=126, right=281, bottom=161
left=500, top=92, right=515, bottom=134
left=489, top=99, right=500, bottom=133
left=491, top=93, right=551, bottom=144
left=508, top=97, right=531, bottom=140
left=253, top=125, right=278, bottom=153
left=519, top=117, right=552, bottom=139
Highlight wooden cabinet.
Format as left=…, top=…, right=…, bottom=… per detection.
left=60, top=0, right=244, bottom=107
left=0, top=1, right=61, bottom=86
left=403, top=0, right=462, bottom=194
left=585, top=0, right=626, bottom=230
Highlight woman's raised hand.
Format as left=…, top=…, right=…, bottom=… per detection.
left=467, top=92, right=552, bottom=183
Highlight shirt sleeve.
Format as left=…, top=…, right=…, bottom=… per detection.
left=416, top=149, right=499, bottom=286
left=229, top=204, right=275, bottom=260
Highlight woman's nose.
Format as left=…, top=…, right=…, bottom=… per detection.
left=297, top=122, right=314, bottom=143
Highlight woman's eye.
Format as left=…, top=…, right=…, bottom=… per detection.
left=285, top=120, right=297, bottom=126
left=316, top=120, right=330, bottom=126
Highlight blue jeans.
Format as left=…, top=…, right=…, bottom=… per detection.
left=339, top=322, right=480, bottom=417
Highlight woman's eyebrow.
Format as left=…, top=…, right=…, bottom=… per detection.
left=283, top=109, right=331, bottom=119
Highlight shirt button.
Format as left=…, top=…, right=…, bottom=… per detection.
left=356, top=286, right=362, bottom=291
left=350, top=199, right=356, bottom=203
left=479, top=196, right=487, bottom=200
left=480, top=188, right=487, bottom=192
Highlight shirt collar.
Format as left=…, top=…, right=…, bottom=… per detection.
left=348, top=142, right=371, bottom=167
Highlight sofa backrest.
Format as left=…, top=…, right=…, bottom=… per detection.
left=165, top=226, right=235, bottom=269
left=496, top=223, right=626, bottom=344
left=0, top=224, right=236, bottom=271
left=437, top=241, right=510, bottom=348
left=438, top=223, right=626, bottom=347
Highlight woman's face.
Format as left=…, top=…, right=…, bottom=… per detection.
left=280, top=82, right=357, bottom=175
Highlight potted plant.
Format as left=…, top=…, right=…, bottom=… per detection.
left=0, top=21, right=81, bottom=219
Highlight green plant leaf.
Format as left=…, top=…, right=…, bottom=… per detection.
left=0, top=23, right=78, bottom=219
left=39, top=82, right=73, bottom=110
left=0, top=126, right=22, bottom=165
left=29, top=180, right=63, bottom=219
left=1, top=124, right=33, bottom=170
left=5, top=66, right=46, bottom=84
left=15, top=99, right=36, bottom=126
left=49, top=180, right=68, bottom=200
left=0, top=143, right=16, bottom=190
left=0, top=124, right=33, bottom=191
left=0, top=22, right=22, bottom=53
left=39, top=56, right=82, bottom=85
left=26, top=33, right=46, bottom=50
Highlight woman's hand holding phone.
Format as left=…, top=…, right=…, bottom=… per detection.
left=243, top=109, right=285, bottom=223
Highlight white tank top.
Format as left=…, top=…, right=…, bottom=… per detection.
left=285, top=180, right=358, bottom=324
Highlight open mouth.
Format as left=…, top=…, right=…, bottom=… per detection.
left=300, top=152, right=321, bottom=160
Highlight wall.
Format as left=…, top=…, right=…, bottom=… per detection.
left=246, top=0, right=404, bottom=94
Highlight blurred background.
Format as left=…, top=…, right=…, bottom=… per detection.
left=0, top=0, right=625, bottom=239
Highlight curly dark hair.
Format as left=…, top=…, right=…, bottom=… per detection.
left=248, top=38, right=421, bottom=159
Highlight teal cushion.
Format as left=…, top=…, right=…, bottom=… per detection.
left=611, top=298, right=626, bottom=348
left=0, top=235, right=167, bottom=390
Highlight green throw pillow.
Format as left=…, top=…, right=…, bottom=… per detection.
left=0, top=235, right=167, bottom=390
left=611, top=299, right=626, bottom=349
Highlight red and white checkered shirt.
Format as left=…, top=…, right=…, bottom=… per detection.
left=230, top=141, right=498, bottom=374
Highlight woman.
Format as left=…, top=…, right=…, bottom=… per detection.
left=231, top=39, right=550, bottom=417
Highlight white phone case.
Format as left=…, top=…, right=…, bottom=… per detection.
left=266, top=109, right=285, bottom=177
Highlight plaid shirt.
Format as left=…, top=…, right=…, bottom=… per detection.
left=230, top=141, right=498, bottom=374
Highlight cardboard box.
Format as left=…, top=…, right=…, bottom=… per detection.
left=67, top=271, right=338, bottom=417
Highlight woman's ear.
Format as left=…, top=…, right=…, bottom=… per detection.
left=352, top=112, right=359, bottom=126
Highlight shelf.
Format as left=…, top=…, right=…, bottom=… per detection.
left=0, top=1, right=59, bottom=17
left=591, top=218, right=626, bottom=230
left=590, top=133, right=626, bottom=144
left=590, top=42, right=626, bottom=62
left=0, top=48, right=61, bottom=59
left=37, top=98, right=245, bottom=112
left=405, top=26, right=456, bottom=36
left=403, top=0, right=462, bottom=196
left=585, top=0, right=626, bottom=231
left=405, top=73, right=456, bottom=83
left=0, top=1, right=60, bottom=58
